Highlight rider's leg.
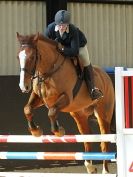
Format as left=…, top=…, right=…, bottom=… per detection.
left=79, top=46, right=103, bottom=100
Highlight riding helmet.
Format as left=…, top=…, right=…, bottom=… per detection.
left=54, top=10, right=70, bottom=25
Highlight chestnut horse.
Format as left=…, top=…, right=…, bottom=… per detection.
left=17, top=32, right=115, bottom=174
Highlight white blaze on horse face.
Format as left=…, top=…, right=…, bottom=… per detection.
left=19, top=50, right=27, bottom=92
left=19, top=50, right=27, bottom=68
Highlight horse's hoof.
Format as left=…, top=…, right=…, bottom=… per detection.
left=29, top=126, right=43, bottom=137
left=54, top=126, right=65, bottom=137
left=86, top=166, right=97, bottom=174
left=84, top=160, right=97, bottom=174
left=102, top=169, right=109, bottom=174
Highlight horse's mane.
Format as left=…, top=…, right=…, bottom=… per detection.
left=18, top=33, right=57, bottom=47
left=38, top=34, right=57, bottom=46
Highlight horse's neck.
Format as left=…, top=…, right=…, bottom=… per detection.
left=36, top=40, right=59, bottom=74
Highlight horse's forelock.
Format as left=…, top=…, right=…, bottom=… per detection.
left=18, top=34, right=36, bottom=45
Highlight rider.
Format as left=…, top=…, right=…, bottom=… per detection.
left=44, top=10, right=103, bottom=100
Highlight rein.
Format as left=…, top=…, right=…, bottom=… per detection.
left=34, top=53, right=66, bottom=101
left=36, top=54, right=66, bottom=82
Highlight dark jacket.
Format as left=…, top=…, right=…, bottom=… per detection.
left=44, top=22, right=87, bottom=57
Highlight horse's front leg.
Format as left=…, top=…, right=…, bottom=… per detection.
left=24, top=91, right=44, bottom=137
left=48, top=92, right=69, bottom=136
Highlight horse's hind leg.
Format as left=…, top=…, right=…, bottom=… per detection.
left=94, top=108, right=112, bottom=174
left=24, top=91, right=44, bottom=137
left=70, top=111, right=97, bottom=174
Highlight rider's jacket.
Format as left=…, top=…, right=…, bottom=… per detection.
left=44, top=22, right=87, bottom=57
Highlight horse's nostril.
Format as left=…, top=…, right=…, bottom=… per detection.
left=26, top=86, right=29, bottom=90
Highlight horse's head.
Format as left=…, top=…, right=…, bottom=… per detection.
left=17, top=32, right=39, bottom=93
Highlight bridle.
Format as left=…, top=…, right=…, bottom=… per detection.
left=19, top=41, right=66, bottom=101
left=19, top=43, right=66, bottom=83
left=19, top=44, right=38, bottom=79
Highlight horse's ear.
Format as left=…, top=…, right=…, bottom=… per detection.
left=33, top=32, right=39, bottom=42
left=16, top=32, right=21, bottom=41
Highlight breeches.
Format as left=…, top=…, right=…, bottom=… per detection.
left=79, top=45, right=90, bottom=66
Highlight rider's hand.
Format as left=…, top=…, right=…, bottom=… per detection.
left=57, top=43, right=64, bottom=53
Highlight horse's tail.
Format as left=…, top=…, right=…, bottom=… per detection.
left=110, top=106, right=116, bottom=133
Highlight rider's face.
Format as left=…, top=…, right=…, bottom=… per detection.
left=58, top=24, right=68, bottom=33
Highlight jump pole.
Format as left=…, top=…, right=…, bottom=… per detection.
left=0, top=152, right=116, bottom=160
left=0, top=134, right=116, bottom=143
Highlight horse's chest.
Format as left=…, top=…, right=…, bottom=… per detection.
left=39, top=82, right=59, bottom=106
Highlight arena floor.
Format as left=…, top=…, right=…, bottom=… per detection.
left=0, top=160, right=117, bottom=174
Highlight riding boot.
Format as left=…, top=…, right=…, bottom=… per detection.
left=84, top=64, right=103, bottom=100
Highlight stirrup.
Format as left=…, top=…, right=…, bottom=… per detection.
left=91, top=88, right=103, bottom=100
